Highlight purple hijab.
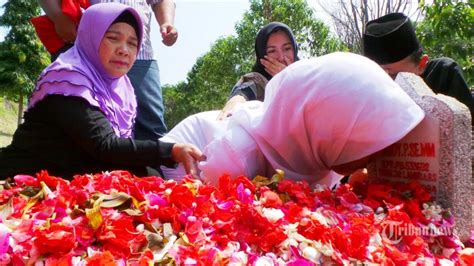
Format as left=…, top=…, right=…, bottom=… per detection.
left=28, top=3, right=143, bottom=138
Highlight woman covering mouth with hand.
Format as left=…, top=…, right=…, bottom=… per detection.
left=217, top=22, right=299, bottom=120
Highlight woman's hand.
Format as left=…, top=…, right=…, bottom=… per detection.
left=217, top=95, right=246, bottom=121
left=171, top=143, right=206, bottom=178
left=348, top=168, right=368, bottom=186
left=260, top=55, right=292, bottom=77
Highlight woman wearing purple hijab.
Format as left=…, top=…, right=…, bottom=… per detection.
left=0, top=3, right=203, bottom=179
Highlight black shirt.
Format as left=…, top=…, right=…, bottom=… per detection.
left=421, top=57, right=474, bottom=121
left=0, top=95, right=176, bottom=179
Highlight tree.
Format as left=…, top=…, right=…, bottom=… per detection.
left=0, top=0, right=50, bottom=125
left=317, top=0, right=418, bottom=52
left=416, top=0, right=473, bottom=86
left=164, top=0, right=345, bottom=128
left=163, top=35, right=242, bottom=128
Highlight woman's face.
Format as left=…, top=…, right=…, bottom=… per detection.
left=99, top=22, right=138, bottom=77
left=266, top=30, right=295, bottom=65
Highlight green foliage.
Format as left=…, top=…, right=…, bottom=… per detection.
left=162, top=82, right=186, bottom=129
left=0, top=0, right=50, bottom=102
left=164, top=36, right=242, bottom=127
left=164, top=0, right=345, bottom=128
left=417, top=0, right=473, bottom=85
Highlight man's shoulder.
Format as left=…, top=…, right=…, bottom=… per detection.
left=427, top=57, right=460, bottom=69
left=424, top=57, right=464, bottom=79
left=423, top=56, right=469, bottom=94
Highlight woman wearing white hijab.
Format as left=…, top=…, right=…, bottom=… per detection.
left=161, top=52, right=424, bottom=188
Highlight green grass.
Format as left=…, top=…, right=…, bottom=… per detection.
left=0, top=97, right=19, bottom=148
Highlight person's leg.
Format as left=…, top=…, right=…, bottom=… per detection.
left=127, top=60, right=167, bottom=140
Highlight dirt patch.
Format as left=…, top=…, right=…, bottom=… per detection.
left=3, top=99, right=15, bottom=110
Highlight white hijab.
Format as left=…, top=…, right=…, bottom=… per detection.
left=223, top=52, right=423, bottom=186
left=164, top=52, right=424, bottom=187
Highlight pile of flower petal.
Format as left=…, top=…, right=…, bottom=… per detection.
left=0, top=170, right=472, bottom=265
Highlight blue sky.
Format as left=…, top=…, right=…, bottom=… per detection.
left=0, top=0, right=6, bottom=42
left=153, top=0, right=250, bottom=85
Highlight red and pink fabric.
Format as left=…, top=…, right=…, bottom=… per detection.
left=30, top=0, right=90, bottom=54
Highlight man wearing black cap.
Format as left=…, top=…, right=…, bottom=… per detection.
left=362, top=12, right=473, bottom=121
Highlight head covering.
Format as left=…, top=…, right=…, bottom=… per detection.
left=28, top=3, right=143, bottom=138
left=113, top=10, right=141, bottom=41
left=362, top=13, right=421, bottom=65
left=233, top=52, right=424, bottom=187
left=252, top=22, right=299, bottom=80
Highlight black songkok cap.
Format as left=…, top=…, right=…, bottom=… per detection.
left=362, top=13, right=420, bottom=65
